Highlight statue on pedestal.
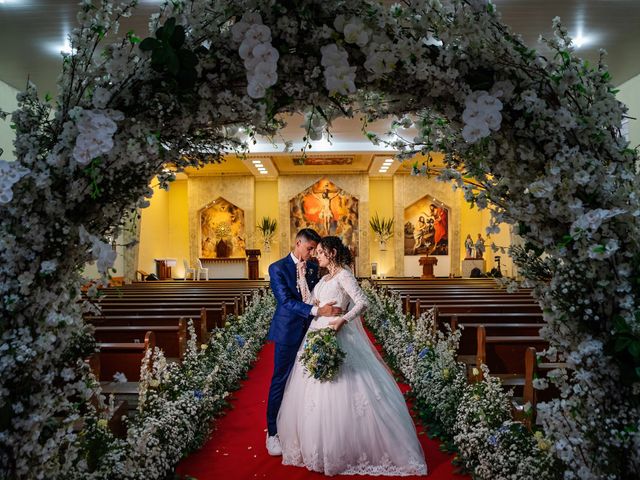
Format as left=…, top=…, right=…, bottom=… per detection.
left=475, top=233, right=486, bottom=259
left=464, top=234, right=474, bottom=259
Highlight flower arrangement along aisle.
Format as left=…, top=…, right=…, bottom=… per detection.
left=73, top=290, right=275, bottom=478
left=1, top=0, right=638, bottom=478
left=300, top=328, right=346, bottom=382
left=362, top=282, right=561, bottom=480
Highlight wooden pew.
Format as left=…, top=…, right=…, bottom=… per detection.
left=94, top=318, right=190, bottom=360
left=96, top=330, right=155, bottom=382
left=450, top=317, right=545, bottom=367
left=523, top=347, right=567, bottom=428
left=475, top=325, right=548, bottom=382
left=85, top=280, right=266, bottom=412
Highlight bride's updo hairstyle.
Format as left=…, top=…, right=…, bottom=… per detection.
left=318, top=236, right=352, bottom=267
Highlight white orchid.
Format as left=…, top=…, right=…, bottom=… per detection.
left=0, top=160, right=30, bottom=204
left=343, top=18, right=371, bottom=47
left=321, top=44, right=356, bottom=95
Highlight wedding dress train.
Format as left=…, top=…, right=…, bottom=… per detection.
left=277, top=269, right=428, bottom=476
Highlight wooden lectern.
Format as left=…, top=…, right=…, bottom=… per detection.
left=419, top=256, right=438, bottom=279
left=245, top=249, right=261, bottom=280
left=154, top=258, right=176, bottom=280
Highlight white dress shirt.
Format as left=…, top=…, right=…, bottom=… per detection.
left=290, top=252, right=318, bottom=316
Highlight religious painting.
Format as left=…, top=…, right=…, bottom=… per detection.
left=200, top=197, right=246, bottom=258
left=404, top=196, right=449, bottom=256
left=293, top=156, right=353, bottom=166
left=289, top=178, right=358, bottom=255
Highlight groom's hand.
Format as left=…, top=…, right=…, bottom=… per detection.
left=317, top=301, right=343, bottom=317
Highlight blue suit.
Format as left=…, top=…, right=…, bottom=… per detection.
left=266, top=254, right=320, bottom=436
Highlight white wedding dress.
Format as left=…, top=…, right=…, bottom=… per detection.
left=277, top=269, right=428, bottom=476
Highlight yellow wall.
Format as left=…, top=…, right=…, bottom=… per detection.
left=138, top=184, right=170, bottom=275
left=255, top=180, right=280, bottom=275
left=138, top=180, right=189, bottom=278
left=168, top=180, right=190, bottom=277
left=368, top=178, right=394, bottom=276
left=137, top=175, right=517, bottom=279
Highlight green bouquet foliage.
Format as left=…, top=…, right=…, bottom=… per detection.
left=300, top=329, right=346, bottom=382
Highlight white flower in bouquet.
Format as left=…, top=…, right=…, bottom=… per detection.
left=0, top=160, right=30, bottom=204
left=92, top=86, right=112, bottom=109
left=233, top=14, right=278, bottom=99
left=570, top=208, right=626, bottom=238
left=39, top=260, right=58, bottom=275
left=462, top=90, right=503, bottom=143
left=321, top=43, right=356, bottom=96
left=364, top=47, right=397, bottom=76
left=230, top=12, right=263, bottom=42
left=71, top=108, right=121, bottom=165
left=343, top=18, right=371, bottom=47
left=79, top=226, right=117, bottom=275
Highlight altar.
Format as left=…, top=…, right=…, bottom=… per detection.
left=199, top=257, right=247, bottom=279
left=462, top=258, right=485, bottom=277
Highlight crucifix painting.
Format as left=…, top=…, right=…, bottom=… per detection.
left=289, top=178, right=359, bottom=255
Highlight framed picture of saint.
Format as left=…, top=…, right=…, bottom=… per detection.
left=404, top=196, right=449, bottom=255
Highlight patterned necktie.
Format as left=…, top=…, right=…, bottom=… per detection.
left=297, top=261, right=311, bottom=303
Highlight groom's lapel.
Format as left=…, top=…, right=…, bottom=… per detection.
left=284, top=255, right=300, bottom=298
left=305, top=261, right=318, bottom=288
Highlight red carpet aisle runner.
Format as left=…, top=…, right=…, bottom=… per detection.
left=176, top=334, right=469, bottom=480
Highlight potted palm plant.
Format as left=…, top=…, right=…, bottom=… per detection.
left=369, top=213, right=394, bottom=251
left=257, top=216, right=277, bottom=252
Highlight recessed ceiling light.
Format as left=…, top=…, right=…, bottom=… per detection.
left=251, top=160, right=262, bottom=164
left=574, top=33, right=588, bottom=48
left=257, top=168, right=267, bottom=172
left=572, top=26, right=597, bottom=49
left=44, top=37, right=74, bottom=56
left=383, top=159, right=394, bottom=164
left=259, top=171, right=269, bottom=174
left=379, top=168, right=388, bottom=173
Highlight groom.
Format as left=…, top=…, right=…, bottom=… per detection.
left=265, top=228, right=343, bottom=455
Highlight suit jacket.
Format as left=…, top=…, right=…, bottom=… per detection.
left=267, top=255, right=320, bottom=346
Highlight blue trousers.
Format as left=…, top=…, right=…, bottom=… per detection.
left=266, top=342, right=300, bottom=436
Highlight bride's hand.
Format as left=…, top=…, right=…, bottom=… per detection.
left=328, top=317, right=346, bottom=332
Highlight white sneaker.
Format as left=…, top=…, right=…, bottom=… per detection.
left=266, top=433, right=282, bottom=456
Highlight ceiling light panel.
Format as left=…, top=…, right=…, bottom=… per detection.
left=246, top=157, right=277, bottom=178
left=369, top=154, right=401, bottom=177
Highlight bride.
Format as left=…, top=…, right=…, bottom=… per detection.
left=277, top=236, right=428, bottom=476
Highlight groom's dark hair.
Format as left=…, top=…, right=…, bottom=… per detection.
left=296, top=228, right=321, bottom=243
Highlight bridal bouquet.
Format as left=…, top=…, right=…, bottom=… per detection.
left=300, top=329, right=346, bottom=382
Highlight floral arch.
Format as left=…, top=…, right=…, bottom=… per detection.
left=0, top=0, right=638, bottom=478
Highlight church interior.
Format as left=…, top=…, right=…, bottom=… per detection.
left=132, top=147, right=512, bottom=283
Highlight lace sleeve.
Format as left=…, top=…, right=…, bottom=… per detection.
left=338, top=270, right=369, bottom=323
